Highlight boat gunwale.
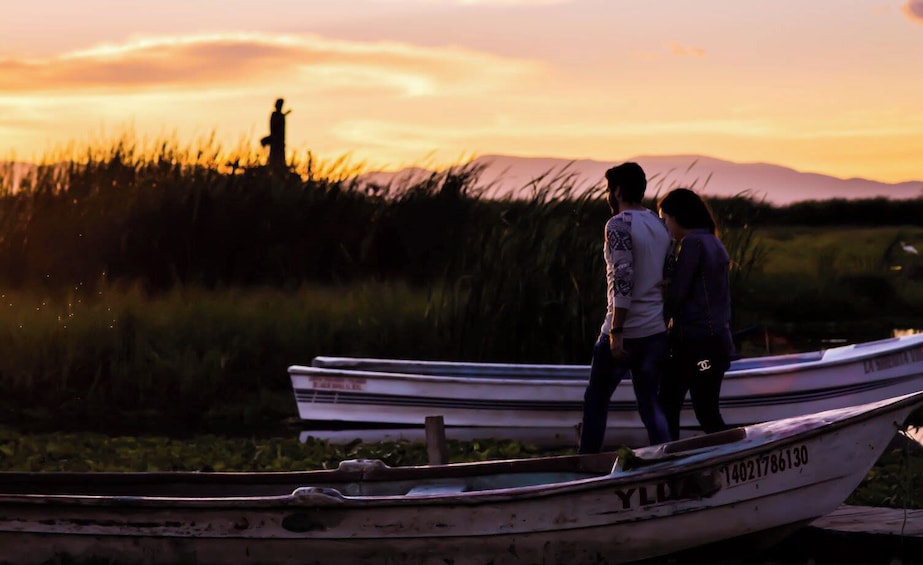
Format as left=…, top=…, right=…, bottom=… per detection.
left=2, top=392, right=920, bottom=509
left=293, top=333, right=923, bottom=384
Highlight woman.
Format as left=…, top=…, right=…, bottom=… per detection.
left=657, top=188, right=735, bottom=441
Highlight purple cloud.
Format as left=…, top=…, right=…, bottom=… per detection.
left=903, top=0, right=923, bottom=23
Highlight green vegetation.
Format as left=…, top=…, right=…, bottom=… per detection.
left=0, top=283, right=445, bottom=433
left=850, top=434, right=923, bottom=510
left=1, top=141, right=922, bottom=565
left=1, top=281, right=919, bottom=433
left=0, top=426, right=556, bottom=472
left=738, top=225, right=923, bottom=350
left=1, top=138, right=922, bottom=431
left=1, top=136, right=922, bottom=521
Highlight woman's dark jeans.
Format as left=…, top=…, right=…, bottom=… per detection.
left=659, top=338, right=730, bottom=441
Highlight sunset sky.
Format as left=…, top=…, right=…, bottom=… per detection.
left=2, top=0, right=922, bottom=182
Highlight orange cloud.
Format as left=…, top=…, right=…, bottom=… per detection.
left=456, top=0, right=573, bottom=4
left=371, top=0, right=572, bottom=4
left=903, top=0, right=923, bottom=22
left=668, top=43, right=706, bottom=57
left=0, top=33, right=542, bottom=96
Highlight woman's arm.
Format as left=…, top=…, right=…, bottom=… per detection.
left=664, top=236, right=702, bottom=321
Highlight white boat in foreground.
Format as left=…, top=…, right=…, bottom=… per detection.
left=2, top=392, right=921, bottom=565
left=290, top=333, right=923, bottom=432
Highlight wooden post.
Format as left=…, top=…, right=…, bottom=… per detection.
left=424, top=415, right=448, bottom=465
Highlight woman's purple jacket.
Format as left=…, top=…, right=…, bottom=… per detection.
left=664, top=229, right=736, bottom=354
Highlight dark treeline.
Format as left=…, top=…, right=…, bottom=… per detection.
left=1, top=148, right=921, bottom=293
left=708, top=196, right=923, bottom=227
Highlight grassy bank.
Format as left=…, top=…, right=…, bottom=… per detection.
left=750, top=226, right=923, bottom=335
left=0, top=283, right=448, bottom=434
left=2, top=277, right=922, bottom=433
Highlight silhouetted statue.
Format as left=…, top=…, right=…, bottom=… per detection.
left=260, top=98, right=290, bottom=172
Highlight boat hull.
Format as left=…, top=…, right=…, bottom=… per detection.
left=0, top=520, right=815, bottom=565
left=291, top=333, right=923, bottom=431
left=1, top=393, right=920, bottom=564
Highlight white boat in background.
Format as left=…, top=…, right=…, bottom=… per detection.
left=3, top=393, right=921, bottom=565
left=289, top=333, right=923, bottom=433
left=300, top=425, right=618, bottom=449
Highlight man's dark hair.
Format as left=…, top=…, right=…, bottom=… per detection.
left=605, top=162, right=646, bottom=203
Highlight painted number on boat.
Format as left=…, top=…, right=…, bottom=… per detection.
left=309, top=376, right=367, bottom=391
left=721, top=444, right=809, bottom=487
left=863, top=346, right=923, bottom=374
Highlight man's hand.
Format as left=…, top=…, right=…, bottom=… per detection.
left=609, top=333, right=628, bottom=360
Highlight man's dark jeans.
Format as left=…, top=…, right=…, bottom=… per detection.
left=579, top=332, right=671, bottom=453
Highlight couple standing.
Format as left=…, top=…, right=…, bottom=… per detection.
left=578, top=162, right=734, bottom=453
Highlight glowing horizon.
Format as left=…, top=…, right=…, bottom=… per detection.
left=2, top=0, right=922, bottom=182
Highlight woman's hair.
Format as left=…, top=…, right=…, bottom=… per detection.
left=658, top=188, right=718, bottom=235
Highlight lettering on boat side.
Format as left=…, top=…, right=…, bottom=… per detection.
left=309, top=376, right=367, bottom=391
left=863, top=346, right=923, bottom=374
left=721, top=444, right=809, bottom=487
left=609, top=473, right=721, bottom=510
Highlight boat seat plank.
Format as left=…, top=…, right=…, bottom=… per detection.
left=405, top=482, right=469, bottom=496
left=662, top=427, right=748, bottom=454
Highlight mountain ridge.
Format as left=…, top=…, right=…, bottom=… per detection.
left=363, top=154, right=923, bottom=205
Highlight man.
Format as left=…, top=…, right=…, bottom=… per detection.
left=261, top=98, right=290, bottom=172
left=578, top=162, right=672, bottom=452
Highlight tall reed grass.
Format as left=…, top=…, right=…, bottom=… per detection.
left=1, top=135, right=919, bottom=431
